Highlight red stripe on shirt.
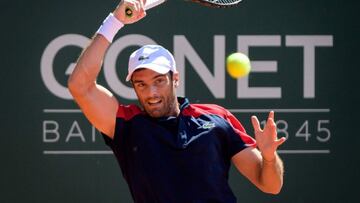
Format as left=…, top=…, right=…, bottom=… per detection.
left=183, top=104, right=256, bottom=147
left=116, top=104, right=142, bottom=121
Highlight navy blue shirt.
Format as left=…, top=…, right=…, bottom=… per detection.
left=103, top=97, right=256, bottom=203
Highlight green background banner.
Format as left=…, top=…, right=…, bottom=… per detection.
left=2, top=0, right=359, bottom=202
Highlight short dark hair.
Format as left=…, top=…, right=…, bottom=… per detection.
left=168, top=71, right=173, bottom=80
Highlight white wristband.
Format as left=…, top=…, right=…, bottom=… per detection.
left=97, top=13, right=124, bottom=43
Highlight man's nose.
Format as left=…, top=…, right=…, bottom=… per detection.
left=148, top=85, right=159, bottom=96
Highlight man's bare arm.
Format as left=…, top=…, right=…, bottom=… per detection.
left=232, top=111, right=286, bottom=194
left=232, top=148, right=284, bottom=194
left=68, top=0, right=146, bottom=138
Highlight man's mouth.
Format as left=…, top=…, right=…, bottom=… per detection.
left=147, top=98, right=162, bottom=106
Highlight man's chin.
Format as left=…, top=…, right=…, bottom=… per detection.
left=145, top=109, right=164, bottom=118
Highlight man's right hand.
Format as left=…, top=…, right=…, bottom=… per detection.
left=113, top=0, right=147, bottom=24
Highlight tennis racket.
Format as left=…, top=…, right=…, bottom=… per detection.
left=126, top=0, right=243, bottom=17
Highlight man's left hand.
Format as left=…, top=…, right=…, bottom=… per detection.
left=251, top=111, right=286, bottom=161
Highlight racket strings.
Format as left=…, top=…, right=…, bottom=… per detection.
left=209, top=0, right=242, bottom=4
left=197, top=0, right=242, bottom=7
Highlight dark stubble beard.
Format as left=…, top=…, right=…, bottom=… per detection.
left=141, top=88, right=179, bottom=118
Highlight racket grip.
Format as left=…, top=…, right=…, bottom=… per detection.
left=125, top=7, right=133, bottom=17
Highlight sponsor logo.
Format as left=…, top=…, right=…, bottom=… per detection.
left=138, top=55, right=150, bottom=61
left=202, top=121, right=215, bottom=129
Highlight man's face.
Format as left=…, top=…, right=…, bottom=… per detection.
left=131, top=68, right=179, bottom=118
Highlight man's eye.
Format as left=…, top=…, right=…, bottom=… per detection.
left=137, top=83, right=145, bottom=88
left=155, top=78, right=165, bottom=84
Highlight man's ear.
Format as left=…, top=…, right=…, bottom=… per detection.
left=174, top=80, right=179, bottom=87
left=173, top=72, right=180, bottom=87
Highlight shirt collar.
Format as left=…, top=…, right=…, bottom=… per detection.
left=178, top=97, right=190, bottom=111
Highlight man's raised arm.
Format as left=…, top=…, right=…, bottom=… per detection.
left=68, top=0, right=146, bottom=138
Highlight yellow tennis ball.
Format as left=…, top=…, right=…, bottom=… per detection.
left=226, top=52, right=251, bottom=78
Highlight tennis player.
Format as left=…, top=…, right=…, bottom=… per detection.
left=68, top=0, right=286, bottom=202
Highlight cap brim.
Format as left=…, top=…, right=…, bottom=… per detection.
left=126, top=64, right=171, bottom=81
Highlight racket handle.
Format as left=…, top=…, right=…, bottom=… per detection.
left=125, top=7, right=133, bottom=17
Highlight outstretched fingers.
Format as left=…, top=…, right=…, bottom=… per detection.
left=265, top=111, right=277, bottom=134
left=276, top=137, right=287, bottom=147
left=251, top=115, right=262, bottom=133
left=268, top=110, right=274, bottom=121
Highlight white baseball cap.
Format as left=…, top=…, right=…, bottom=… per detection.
left=126, top=45, right=177, bottom=81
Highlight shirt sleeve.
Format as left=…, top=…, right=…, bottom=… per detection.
left=223, top=109, right=257, bottom=157
left=101, top=104, right=142, bottom=149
